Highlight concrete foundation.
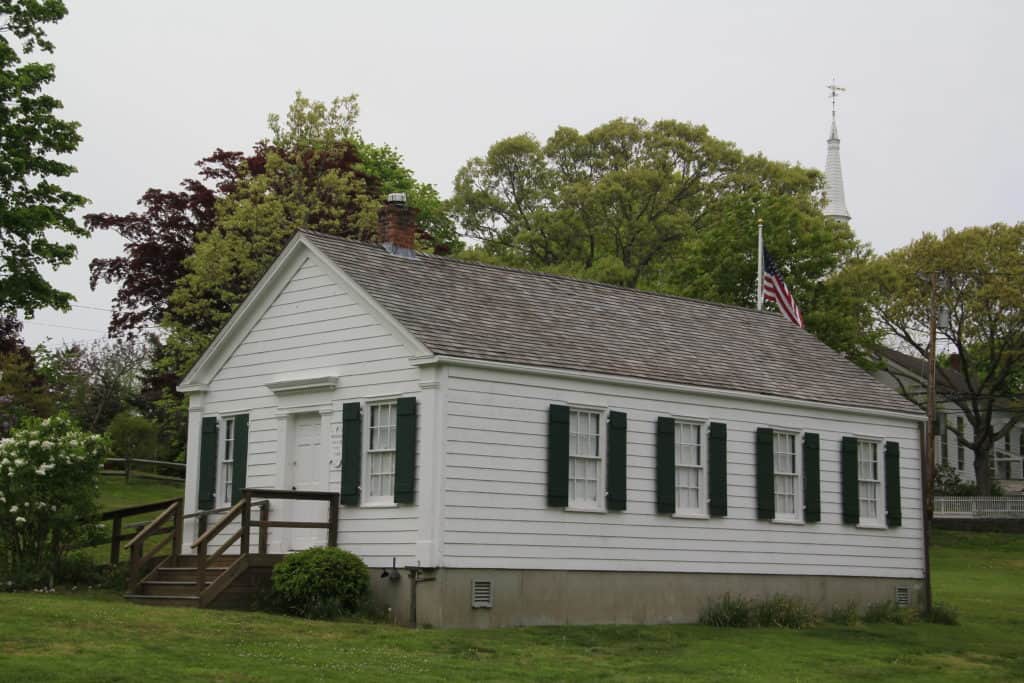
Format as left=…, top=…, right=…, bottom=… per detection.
left=367, top=567, right=925, bottom=629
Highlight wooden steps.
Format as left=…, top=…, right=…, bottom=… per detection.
left=123, top=553, right=283, bottom=609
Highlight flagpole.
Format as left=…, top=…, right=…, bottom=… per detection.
left=756, top=218, right=764, bottom=312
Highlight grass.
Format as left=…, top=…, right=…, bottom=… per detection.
left=76, top=477, right=184, bottom=564
left=3, top=527, right=1022, bottom=680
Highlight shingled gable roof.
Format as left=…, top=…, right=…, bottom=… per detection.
left=301, top=230, right=921, bottom=416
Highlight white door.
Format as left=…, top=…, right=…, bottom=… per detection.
left=288, top=413, right=325, bottom=550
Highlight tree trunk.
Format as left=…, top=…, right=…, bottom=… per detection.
left=974, top=441, right=994, bottom=495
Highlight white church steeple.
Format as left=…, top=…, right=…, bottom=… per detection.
left=824, top=81, right=851, bottom=223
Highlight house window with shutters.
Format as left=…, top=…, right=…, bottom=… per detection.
left=857, top=440, right=885, bottom=526
left=940, top=414, right=949, bottom=467
left=773, top=431, right=801, bottom=521
left=365, top=401, right=397, bottom=503
left=674, top=421, right=705, bottom=515
left=568, top=409, right=602, bottom=509
left=956, top=416, right=965, bottom=470
left=220, top=416, right=235, bottom=507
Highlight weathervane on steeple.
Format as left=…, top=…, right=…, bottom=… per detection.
left=828, top=79, right=846, bottom=120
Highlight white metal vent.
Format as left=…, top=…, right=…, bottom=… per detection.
left=471, top=579, right=493, bottom=608
left=895, top=586, right=911, bottom=607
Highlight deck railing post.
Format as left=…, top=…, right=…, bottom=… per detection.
left=240, top=492, right=251, bottom=557
left=171, top=501, right=183, bottom=561
left=258, top=502, right=269, bottom=555
left=327, top=494, right=339, bottom=548
left=197, top=541, right=207, bottom=590
left=110, top=515, right=122, bottom=566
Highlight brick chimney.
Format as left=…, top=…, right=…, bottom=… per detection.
left=377, top=192, right=417, bottom=256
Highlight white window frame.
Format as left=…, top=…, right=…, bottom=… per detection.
left=672, top=419, right=709, bottom=519
left=362, top=400, right=398, bottom=507
left=856, top=439, right=886, bottom=528
left=772, top=430, right=802, bottom=523
left=217, top=414, right=243, bottom=509
left=567, top=407, right=606, bottom=512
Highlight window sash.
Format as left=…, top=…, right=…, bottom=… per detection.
left=221, top=417, right=235, bottom=505
left=773, top=432, right=799, bottom=518
left=674, top=422, right=703, bottom=513
left=568, top=410, right=601, bottom=507
left=366, top=402, right=397, bottom=501
left=857, top=441, right=883, bottom=524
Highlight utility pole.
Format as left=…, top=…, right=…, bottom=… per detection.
left=923, top=272, right=938, bottom=615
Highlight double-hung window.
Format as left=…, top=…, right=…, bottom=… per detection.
left=220, top=416, right=235, bottom=507
left=857, top=440, right=884, bottom=526
left=568, top=409, right=602, bottom=509
left=773, top=431, right=800, bottom=520
left=940, top=414, right=949, bottom=467
left=956, top=416, right=965, bottom=470
left=366, top=402, right=397, bottom=503
left=674, top=421, right=704, bottom=515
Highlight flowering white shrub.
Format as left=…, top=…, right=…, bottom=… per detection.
left=0, top=414, right=109, bottom=586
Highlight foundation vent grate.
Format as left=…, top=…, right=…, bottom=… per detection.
left=471, top=579, right=493, bottom=608
left=895, top=586, right=910, bottom=607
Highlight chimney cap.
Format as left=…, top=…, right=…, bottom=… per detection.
left=386, top=192, right=407, bottom=205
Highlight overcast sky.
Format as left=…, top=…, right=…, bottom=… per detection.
left=18, top=0, right=1023, bottom=347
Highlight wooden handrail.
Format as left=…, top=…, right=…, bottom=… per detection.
left=125, top=500, right=180, bottom=550
left=100, top=497, right=183, bottom=521
left=243, top=488, right=340, bottom=502
left=191, top=498, right=247, bottom=549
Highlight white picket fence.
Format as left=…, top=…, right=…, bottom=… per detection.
left=934, top=496, right=1024, bottom=518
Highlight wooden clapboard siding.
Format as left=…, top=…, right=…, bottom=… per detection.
left=192, top=256, right=421, bottom=567
left=440, top=364, right=924, bottom=579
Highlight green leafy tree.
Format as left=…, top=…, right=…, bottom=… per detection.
left=840, top=223, right=1024, bottom=494
left=105, top=411, right=159, bottom=463
left=451, top=118, right=869, bottom=356
left=0, top=0, right=88, bottom=317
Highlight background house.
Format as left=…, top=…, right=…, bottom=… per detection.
left=874, top=347, right=1024, bottom=492
left=170, top=200, right=927, bottom=627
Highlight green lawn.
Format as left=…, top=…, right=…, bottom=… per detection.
left=2, top=530, right=1021, bottom=681
left=78, top=477, right=184, bottom=564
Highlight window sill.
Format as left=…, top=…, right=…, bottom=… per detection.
left=856, top=522, right=888, bottom=530
left=771, top=518, right=805, bottom=526
left=565, top=505, right=607, bottom=514
left=361, top=501, right=399, bottom=509
left=672, top=511, right=710, bottom=520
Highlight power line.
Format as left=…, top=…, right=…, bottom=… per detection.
left=19, top=320, right=108, bottom=333
left=70, top=303, right=113, bottom=312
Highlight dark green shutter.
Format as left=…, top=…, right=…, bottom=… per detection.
left=340, top=402, right=362, bottom=506
left=755, top=427, right=775, bottom=520
left=655, top=417, right=676, bottom=514
left=708, top=422, right=728, bottom=517
left=230, top=414, right=249, bottom=504
left=841, top=436, right=859, bottom=525
left=198, top=417, right=218, bottom=510
left=606, top=411, right=627, bottom=511
left=885, top=441, right=902, bottom=527
left=803, top=433, right=821, bottom=523
left=547, top=405, right=569, bottom=507
left=395, top=397, right=417, bottom=504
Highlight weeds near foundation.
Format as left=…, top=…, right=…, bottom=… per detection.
left=827, top=601, right=861, bottom=626
left=698, top=593, right=753, bottom=627
left=863, top=600, right=917, bottom=625
left=699, top=593, right=816, bottom=629
left=923, top=602, right=959, bottom=625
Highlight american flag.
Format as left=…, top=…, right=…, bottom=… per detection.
left=762, top=248, right=804, bottom=327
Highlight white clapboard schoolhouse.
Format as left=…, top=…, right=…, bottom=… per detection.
left=159, top=196, right=926, bottom=627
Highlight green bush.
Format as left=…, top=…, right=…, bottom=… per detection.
left=270, top=547, right=369, bottom=619
left=0, top=414, right=109, bottom=587
left=827, top=600, right=860, bottom=626
left=698, top=593, right=753, bottom=627
left=924, top=601, right=959, bottom=625
left=752, top=594, right=817, bottom=629
left=864, top=600, right=917, bottom=624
